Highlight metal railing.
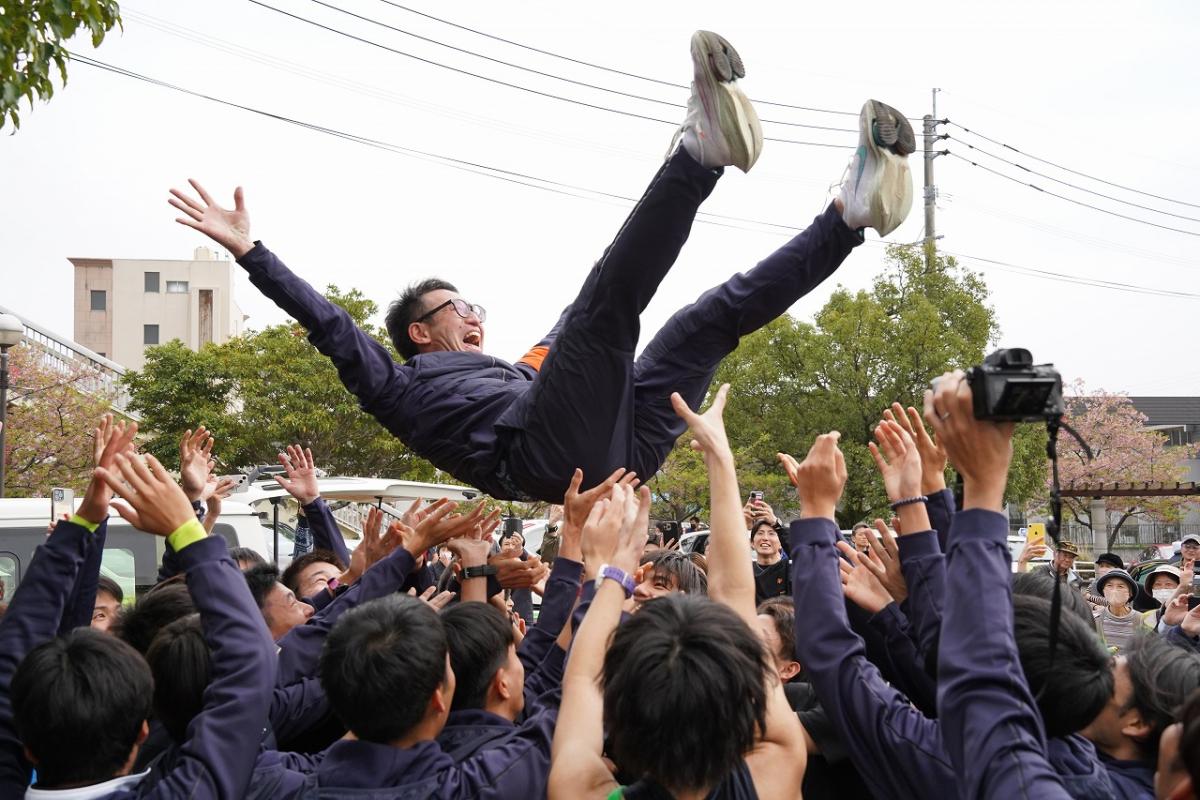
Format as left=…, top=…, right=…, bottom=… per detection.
left=0, top=305, right=137, bottom=419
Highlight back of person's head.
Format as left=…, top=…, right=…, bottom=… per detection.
left=243, top=563, right=282, bottom=609
left=602, top=594, right=768, bottom=794
left=1184, top=689, right=1200, bottom=792
left=115, top=580, right=196, bottom=655
left=144, top=614, right=208, bottom=743
left=229, top=546, right=268, bottom=569
left=280, top=549, right=345, bottom=595
left=644, top=550, right=708, bottom=595
left=756, top=597, right=796, bottom=660
left=1012, top=569, right=1094, bottom=625
left=386, top=278, right=459, bottom=359
left=12, top=628, right=152, bottom=788
left=1012, top=594, right=1113, bottom=738
left=320, top=594, right=449, bottom=742
left=440, top=602, right=515, bottom=712
left=1125, top=635, right=1200, bottom=759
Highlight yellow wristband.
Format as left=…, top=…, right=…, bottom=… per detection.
left=167, top=518, right=209, bottom=552
left=67, top=514, right=101, bottom=533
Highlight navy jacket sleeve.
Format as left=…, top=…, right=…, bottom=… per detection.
left=276, top=548, right=416, bottom=687
left=865, top=602, right=937, bottom=717
left=0, top=519, right=91, bottom=798
left=788, top=518, right=957, bottom=800
left=270, top=677, right=331, bottom=746
left=897, top=529, right=946, bottom=678
left=937, top=508, right=1071, bottom=800
left=1164, top=624, right=1200, bottom=653
left=237, top=244, right=411, bottom=424
left=301, top=498, right=350, bottom=567
left=926, top=488, right=956, bottom=553
left=516, top=557, right=582, bottom=672
left=59, top=518, right=109, bottom=634
left=140, top=535, right=277, bottom=800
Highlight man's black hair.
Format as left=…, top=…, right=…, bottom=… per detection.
left=440, top=602, right=514, bottom=712
left=1012, top=569, right=1094, bottom=625
left=229, top=547, right=267, bottom=569
left=643, top=550, right=707, bottom=595
left=243, top=563, right=282, bottom=610
left=385, top=278, right=459, bottom=359
left=319, top=594, right=448, bottom=742
left=749, top=519, right=776, bottom=539
left=280, top=549, right=345, bottom=595
left=12, top=628, right=153, bottom=788
left=1012, top=594, right=1113, bottom=738
left=756, top=596, right=797, bottom=669
left=144, top=614, right=208, bottom=743
left=602, top=594, right=769, bottom=794
left=1123, top=634, right=1200, bottom=759
left=96, top=575, right=124, bottom=605
left=115, top=581, right=196, bottom=655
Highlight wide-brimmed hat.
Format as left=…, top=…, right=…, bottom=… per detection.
left=1142, top=564, right=1181, bottom=588
left=1056, top=540, right=1080, bottom=557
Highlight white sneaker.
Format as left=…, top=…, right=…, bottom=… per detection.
left=838, top=100, right=915, bottom=236
left=675, top=31, right=763, bottom=173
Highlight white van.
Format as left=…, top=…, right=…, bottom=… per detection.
left=0, top=497, right=272, bottom=602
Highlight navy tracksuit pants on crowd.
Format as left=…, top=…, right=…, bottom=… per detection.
left=504, top=149, right=863, bottom=501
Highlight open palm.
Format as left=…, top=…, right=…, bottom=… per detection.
left=169, top=179, right=254, bottom=258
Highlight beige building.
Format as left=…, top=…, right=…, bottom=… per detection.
left=70, top=247, right=246, bottom=370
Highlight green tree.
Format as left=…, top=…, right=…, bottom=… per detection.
left=3, top=342, right=112, bottom=496
left=1, top=0, right=122, bottom=130
left=123, top=285, right=439, bottom=481
left=706, top=244, right=1045, bottom=528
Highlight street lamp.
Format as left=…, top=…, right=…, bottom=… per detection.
left=0, top=313, right=24, bottom=498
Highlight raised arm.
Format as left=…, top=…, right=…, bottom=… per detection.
left=95, top=451, right=277, bottom=800
left=924, top=371, right=1070, bottom=800
left=671, top=386, right=807, bottom=796
left=274, top=445, right=351, bottom=565
left=170, top=180, right=411, bottom=417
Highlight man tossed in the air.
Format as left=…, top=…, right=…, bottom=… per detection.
left=170, top=31, right=914, bottom=503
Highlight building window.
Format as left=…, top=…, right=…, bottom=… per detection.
left=144, top=272, right=160, bottom=292
left=166, top=280, right=189, bottom=294
left=90, top=290, right=106, bottom=311
left=143, top=324, right=159, bottom=345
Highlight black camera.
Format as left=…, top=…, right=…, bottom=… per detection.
left=965, top=348, right=1064, bottom=422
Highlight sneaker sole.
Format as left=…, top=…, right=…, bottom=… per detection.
left=861, top=99, right=914, bottom=236
left=692, top=31, right=763, bottom=172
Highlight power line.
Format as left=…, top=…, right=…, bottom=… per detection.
left=65, top=54, right=1200, bottom=302
left=246, top=0, right=854, bottom=149
left=306, top=0, right=858, bottom=134
left=946, top=152, right=1200, bottom=238
left=945, top=119, right=1200, bottom=211
left=942, top=133, right=1200, bottom=224
left=369, top=0, right=866, bottom=118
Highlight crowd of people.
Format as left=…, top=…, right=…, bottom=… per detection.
left=3, top=25, right=1200, bottom=800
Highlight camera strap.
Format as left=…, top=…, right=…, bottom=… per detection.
left=1041, top=416, right=1092, bottom=691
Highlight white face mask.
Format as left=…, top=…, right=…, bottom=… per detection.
left=1152, top=588, right=1176, bottom=605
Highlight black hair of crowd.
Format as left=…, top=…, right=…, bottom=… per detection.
left=643, top=550, right=707, bottom=595
left=1124, top=634, right=1200, bottom=759
left=229, top=546, right=268, bottom=569
left=12, top=629, right=153, bottom=787
left=386, top=278, right=460, bottom=360
left=243, top=563, right=282, bottom=610
left=115, top=580, right=196, bottom=656
left=756, top=597, right=797, bottom=668
left=319, top=594, right=448, bottom=742
left=440, top=602, right=515, bottom=713
left=602, top=594, right=769, bottom=793
left=1011, top=570, right=1094, bottom=626
left=1012, top=594, right=1114, bottom=738
left=145, top=614, right=209, bottom=743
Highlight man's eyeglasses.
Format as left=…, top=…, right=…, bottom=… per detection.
left=415, top=298, right=487, bottom=324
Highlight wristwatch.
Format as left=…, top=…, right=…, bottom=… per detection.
left=461, top=563, right=499, bottom=580
left=598, top=564, right=636, bottom=597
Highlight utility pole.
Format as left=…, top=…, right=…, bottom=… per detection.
left=922, top=87, right=941, bottom=270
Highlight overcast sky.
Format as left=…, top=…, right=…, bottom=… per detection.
left=2, top=0, right=1198, bottom=397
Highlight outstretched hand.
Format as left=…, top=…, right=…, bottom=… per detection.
left=78, top=415, right=139, bottom=524
left=563, top=467, right=638, bottom=533
left=99, top=453, right=196, bottom=536
left=868, top=420, right=922, bottom=503
left=885, top=402, right=947, bottom=493
left=671, top=384, right=733, bottom=464
left=274, top=444, right=320, bottom=506
left=836, top=540, right=894, bottom=614
left=179, top=426, right=215, bottom=503
left=778, top=432, right=847, bottom=520
left=169, top=180, right=254, bottom=259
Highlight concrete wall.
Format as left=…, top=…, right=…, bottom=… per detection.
left=70, top=259, right=114, bottom=358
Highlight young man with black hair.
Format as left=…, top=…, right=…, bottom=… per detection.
left=550, top=386, right=808, bottom=798
left=630, top=549, right=708, bottom=608
left=751, top=519, right=791, bottom=603
left=91, top=575, right=124, bottom=633
left=244, top=563, right=316, bottom=640
left=170, top=30, right=914, bottom=505
left=280, top=549, right=345, bottom=602
left=1082, top=636, right=1200, bottom=799
left=0, top=424, right=277, bottom=798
